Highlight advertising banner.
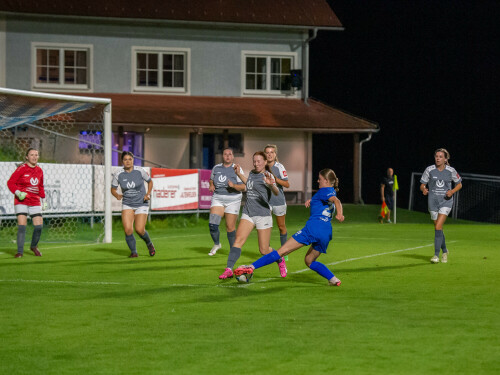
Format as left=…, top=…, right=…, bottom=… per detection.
left=151, top=169, right=198, bottom=210
left=198, top=169, right=212, bottom=209
left=0, top=162, right=93, bottom=214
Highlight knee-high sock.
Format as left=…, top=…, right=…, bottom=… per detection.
left=209, top=214, right=222, bottom=245
left=441, top=232, right=447, bottom=252
left=138, top=231, right=152, bottom=246
left=227, top=230, right=236, bottom=248
left=125, top=234, right=137, bottom=254
left=434, top=230, right=444, bottom=256
left=309, top=261, right=335, bottom=281
left=227, top=246, right=242, bottom=269
left=30, top=225, right=43, bottom=248
left=280, top=232, right=288, bottom=246
left=252, top=249, right=281, bottom=269
left=17, top=225, right=27, bottom=254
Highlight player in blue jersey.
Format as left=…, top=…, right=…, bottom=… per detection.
left=264, top=144, right=290, bottom=255
left=111, top=152, right=156, bottom=258
left=218, top=151, right=287, bottom=279
left=208, top=147, right=244, bottom=256
left=235, top=168, right=345, bottom=286
left=420, top=148, right=462, bottom=264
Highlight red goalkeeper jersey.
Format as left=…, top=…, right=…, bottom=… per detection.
left=7, top=163, right=45, bottom=206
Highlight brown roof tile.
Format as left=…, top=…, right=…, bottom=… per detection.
left=0, top=0, right=342, bottom=28
left=74, top=94, right=377, bottom=132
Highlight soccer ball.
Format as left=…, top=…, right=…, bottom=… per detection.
left=236, top=273, right=253, bottom=283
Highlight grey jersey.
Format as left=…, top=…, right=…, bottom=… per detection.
left=269, top=161, right=288, bottom=206
left=420, top=165, right=462, bottom=199
left=112, top=167, right=151, bottom=208
left=210, top=163, right=243, bottom=195
left=242, top=171, right=273, bottom=217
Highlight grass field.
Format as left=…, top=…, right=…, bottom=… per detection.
left=0, top=204, right=499, bottom=375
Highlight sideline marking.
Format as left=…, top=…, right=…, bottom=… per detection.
left=0, top=241, right=456, bottom=289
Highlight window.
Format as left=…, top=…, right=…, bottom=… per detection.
left=243, top=52, right=297, bottom=96
left=112, top=132, right=144, bottom=166
left=132, top=47, right=190, bottom=93
left=79, top=131, right=103, bottom=152
left=32, top=43, right=92, bottom=90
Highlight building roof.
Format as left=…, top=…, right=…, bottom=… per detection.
left=0, top=0, right=342, bottom=29
left=78, top=94, right=378, bottom=133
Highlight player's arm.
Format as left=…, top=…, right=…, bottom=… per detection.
left=446, top=182, right=462, bottom=198
left=274, top=175, right=290, bottom=188
left=111, top=186, right=123, bottom=200
left=144, top=179, right=153, bottom=201
left=329, top=195, right=344, bottom=222
left=420, top=183, right=429, bottom=196
left=209, top=179, right=215, bottom=193
left=7, top=167, right=23, bottom=194
left=264, top=172, right=279, bottom=196
left=380, top=183, right=385, bottom=201
left=39, top=170, right=46, bottom=199
left=228, top=180, right=246, bottom=192
left=233, top=164, right=247, bottom=184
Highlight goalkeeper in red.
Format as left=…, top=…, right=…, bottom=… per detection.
left=235, top=168, right=344, bottom=286
left=7, top=148, right=46, bottom=258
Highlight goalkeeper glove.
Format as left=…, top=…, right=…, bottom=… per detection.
left=41, top=199, right=48, bottom=211
left=15, top=190, right=27, bottom=201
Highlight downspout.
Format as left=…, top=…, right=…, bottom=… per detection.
left=358, top=133, right=373, bottom=204
left=303, top=28, right=318, bottom=106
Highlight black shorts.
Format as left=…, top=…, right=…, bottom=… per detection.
left=385, top=195, right=394, bottom=211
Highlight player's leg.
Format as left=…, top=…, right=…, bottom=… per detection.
left=14, top=208, right=28, bottom=257
left=30, top=212, right=43, bottom=256
left=235, top=237, right=303, bottom=276
left=220, top=216, right=253, bottom=279
left=208, top=205, right=224, bottom=256
left=224, top=198, right=241, bottom=250
left=305, top=247, right=341, bottom=286
left=134, top=211, right=155, bottom=256
left=433, top=212, right=449, bottom=263
left=122, top=209, right=137, bottom=257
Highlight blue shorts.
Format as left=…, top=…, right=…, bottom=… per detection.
left=292, top=221, right=332, bottom=254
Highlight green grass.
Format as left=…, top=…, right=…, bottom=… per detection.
left=0, top=205, right=499, bottom=375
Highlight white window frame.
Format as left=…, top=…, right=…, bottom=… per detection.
left=31, top=42, right=93, bottom=92
left=241, top=51, right=299, bottom=97
left=131, top=46, right=191, bottom=95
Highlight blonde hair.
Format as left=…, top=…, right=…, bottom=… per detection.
left=320, top=168, right=339, bottom=191
left=264, top=144, right=279, bottom=162
left=434, top=148, right=450, bottom=165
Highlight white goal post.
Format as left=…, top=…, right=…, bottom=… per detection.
left=0, top=87, right=112, bottom=243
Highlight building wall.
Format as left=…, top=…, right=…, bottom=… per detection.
left=5, top=15, right=304, bottom=96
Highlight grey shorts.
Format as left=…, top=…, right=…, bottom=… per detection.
left=428, top=195, right=453, bottom=220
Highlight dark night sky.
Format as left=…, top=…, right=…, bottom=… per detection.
left=310, top=0, right=500, bottom=205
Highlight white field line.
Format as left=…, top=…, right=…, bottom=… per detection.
left=0, top=241, right=456, bottom=289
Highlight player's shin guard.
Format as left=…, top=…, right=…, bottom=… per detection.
left=30, top=225, right=43, bottom=248
left=434, top=229, right=444, bottom=256
left=252, top=249, right=281, bottom=270
left=138, top=230, right=152, bottom=246
left=309, top=261, right=335, bottom=281
left=125, top=234, right=137, bottom=254
left=209, top=214, right=222, bottom=245
left=227, top=246, right=242, bottom=269
left=227, top=230, right=236, bottom=248
left=17, top=225, right=27, bottom=254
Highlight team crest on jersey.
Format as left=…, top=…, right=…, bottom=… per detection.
left=30, top=178, right=39, bottom=185
left=282, top=170, right=288, bottom=177
left=247, top=180, right=254, bottom=190
left=218, top=175, right=227, bottom=183
left=127, top=181, right=136, bottom=189
left=436, top=180, right=445, bottom=188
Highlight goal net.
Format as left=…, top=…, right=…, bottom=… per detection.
left=0, top=88, right=112, bottom=248
left=409, top=172, right=500, bottom=224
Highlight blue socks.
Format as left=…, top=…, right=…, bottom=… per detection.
left=227, top=230, right=236, bottom=248
left=280, top=232, right=288, bottom=246
left=252, top=250, right=281, bottom=269
left=309, top=261, right=335, bottom=281
left=138, top=230, right=152, bottom=246
left=227, top=246, right=242, bottom=269
left=30, top=225, right=43, bottom=248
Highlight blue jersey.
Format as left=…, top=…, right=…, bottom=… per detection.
left=307, top=187, right=337, bottom=223
left=293, top=187, right=337, bottom=253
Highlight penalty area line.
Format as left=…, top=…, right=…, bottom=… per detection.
left=245, top=241, right=458, bottom=286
